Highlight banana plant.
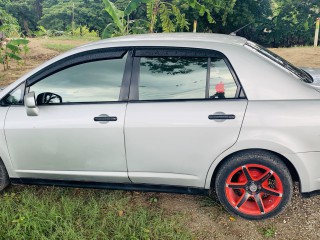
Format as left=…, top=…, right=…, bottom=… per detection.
left=0, top=39, right=29, bottom=71
left=102, top=0, right=149, bottom=38
left=102, top=0, right=215, bottom=38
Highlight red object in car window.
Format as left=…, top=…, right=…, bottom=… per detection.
left=216, top=81, right=225, bottom=93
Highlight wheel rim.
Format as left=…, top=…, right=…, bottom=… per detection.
left=225, top=164, right=284, bottom=216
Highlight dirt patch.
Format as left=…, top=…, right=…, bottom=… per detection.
left=0, top=38, right=320, bottom=239
left=0, top=38, right=92, bottom=86
left=271, top=47, right=320, bottom=68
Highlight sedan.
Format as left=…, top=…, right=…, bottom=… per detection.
left=0, top=33, right=319, bottom=220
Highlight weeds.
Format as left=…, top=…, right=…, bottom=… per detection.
left=0, top=186, right=192, bottom=239
left=261, top=225, right=276, bottom=238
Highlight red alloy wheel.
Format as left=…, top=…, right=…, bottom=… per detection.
left=225, top=164, right=283, bottom=216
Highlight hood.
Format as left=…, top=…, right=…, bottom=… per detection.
left=301, top=67, right=320, bottom=87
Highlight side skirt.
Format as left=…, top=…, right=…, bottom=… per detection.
left=301, top=190, right=320, bottom=198
left=10, top=178, right=209, bottom=196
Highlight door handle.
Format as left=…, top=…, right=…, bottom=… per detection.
left=94, top=114, right=117, bottom=122
left=208, top=114, right=235, bottom=120
left=208, top=112, right=236, bottom=121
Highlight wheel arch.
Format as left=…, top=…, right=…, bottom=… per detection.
left=206, top=148, right=300, bottom=192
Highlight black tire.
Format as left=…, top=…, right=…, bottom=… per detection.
left=0, top=160, right=9, bottom=191
left=214, top=150, right=293, bottom=220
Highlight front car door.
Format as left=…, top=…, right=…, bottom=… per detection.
left=4, top=48, right=132, bottom=183
left=125, top=47, right=248, bottom=187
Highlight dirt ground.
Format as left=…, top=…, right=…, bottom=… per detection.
left=0, top=38, right=320, bottom=239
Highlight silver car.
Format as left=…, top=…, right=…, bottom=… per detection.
left=0, top=33, right=319, bottom=220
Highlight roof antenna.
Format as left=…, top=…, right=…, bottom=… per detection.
left=230, top=22, right=253, bottom=36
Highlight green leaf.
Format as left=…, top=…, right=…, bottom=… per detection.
left=7, top=53, right=22, bottom=61
left=101, top=23, right=118, bottom=39
left=189, top=0, right=196, bottom=8
left=102, top=0, right=124, bottom=30
left=6, top=44, right=19, bottom=53
left=124, top=0, right=150, bottom=15
left=9, top=39, right=29, bottom=46
left=205, top=9, right=214, bottom=24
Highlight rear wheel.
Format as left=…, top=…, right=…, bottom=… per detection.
left=215, top=150, right=293, bottom=220
left=0, top=160, right=9, bottom=191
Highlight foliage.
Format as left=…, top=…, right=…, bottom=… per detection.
left=33, top=25, right=47, bottom=37
left=0, top=9, right=20, bottom=37
left=72, top=25, right=99, bottom=37
left=0, top=38, right=29, bottom=70
left=39, top=0, right=111, bottom=36
left=266, top=0, right=320, bottom=47
left=0, top=186, right=192, bottom=239
left=101, top=0, right=149, bottom=38
left=3, top=0, right=42, bottom=36
left=1, top=0, right=320, bottom=46
left=223, top=0, right=320, bottom=47
left=145, top=0, right=190, bottom=33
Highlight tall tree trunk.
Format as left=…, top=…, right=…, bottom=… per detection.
left=23, top=20, right=31, bottom=37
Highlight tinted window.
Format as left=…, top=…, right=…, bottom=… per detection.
left=139, top=57, right=208, bottom=100
left=209, top=58, right=237, bottom=98
left=29, top=55, right=127, bottom=104
left=138, top=56, right=238, bottom=100
left=1, top=83, right=24, bottom=105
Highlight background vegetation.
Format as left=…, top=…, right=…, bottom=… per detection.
left=0, top=0, right=319, bottom=47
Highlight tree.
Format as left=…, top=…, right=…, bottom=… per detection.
left=4, top=0, right=43, bottom=36
left=267, top=0, right=320, bottom=47
left=102, top=0, right=216, bottom=37
left=144, top=0, right=189, bottom=32
left=40, top=0, right=111, bottom=35
left=0, top=8, right=20, bottom=37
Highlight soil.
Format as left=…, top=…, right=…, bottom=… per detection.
left=1, top=38, right=320, bottom=239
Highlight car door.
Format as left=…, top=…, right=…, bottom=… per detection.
left=125, top=47, right=248, bottom=187
left=4, top=48, right=132, bottom=183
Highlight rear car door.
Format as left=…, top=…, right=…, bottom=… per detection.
left=4, top=48, right=132, bottom=183
left=125, top=47, right=248, bottom=187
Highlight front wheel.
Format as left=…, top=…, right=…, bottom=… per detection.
left=215, top=151, right=293, bottom=220
left=0, top=160, right=9, bottom=191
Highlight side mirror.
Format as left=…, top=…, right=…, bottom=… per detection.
left=24, top=91, right=39, bottom=116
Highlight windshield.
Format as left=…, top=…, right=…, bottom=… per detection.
left=245, top=41, right=313, bottom=84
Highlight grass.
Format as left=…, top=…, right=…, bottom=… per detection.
left=261, top=225, right=276, bottom=238
left=0, top=186, right=192, bottom=240
left=42, top=43, right=78, bottom=52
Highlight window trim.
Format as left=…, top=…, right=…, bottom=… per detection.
left=129, top=47, right=245, bottom=102
left=24, top=48, right=134, bottom=105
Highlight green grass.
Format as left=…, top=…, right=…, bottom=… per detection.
left=261, top=225, right=276, bottom=238
left=42, top=43, right=78, bottom=53
left=0, top=186, right=192, bottom=240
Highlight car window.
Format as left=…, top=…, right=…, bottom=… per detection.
left=1, top=83, right=25, bottom=105
left=139, top=57, right=208, bottom=100
left=138, top=56, right=238, bottom=100
left=29, top=55, right=127, bottom=104
left=209, top=58, right=238, bottom=99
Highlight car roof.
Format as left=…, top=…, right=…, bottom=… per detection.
left=81, top=33, right=248, bottom=48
